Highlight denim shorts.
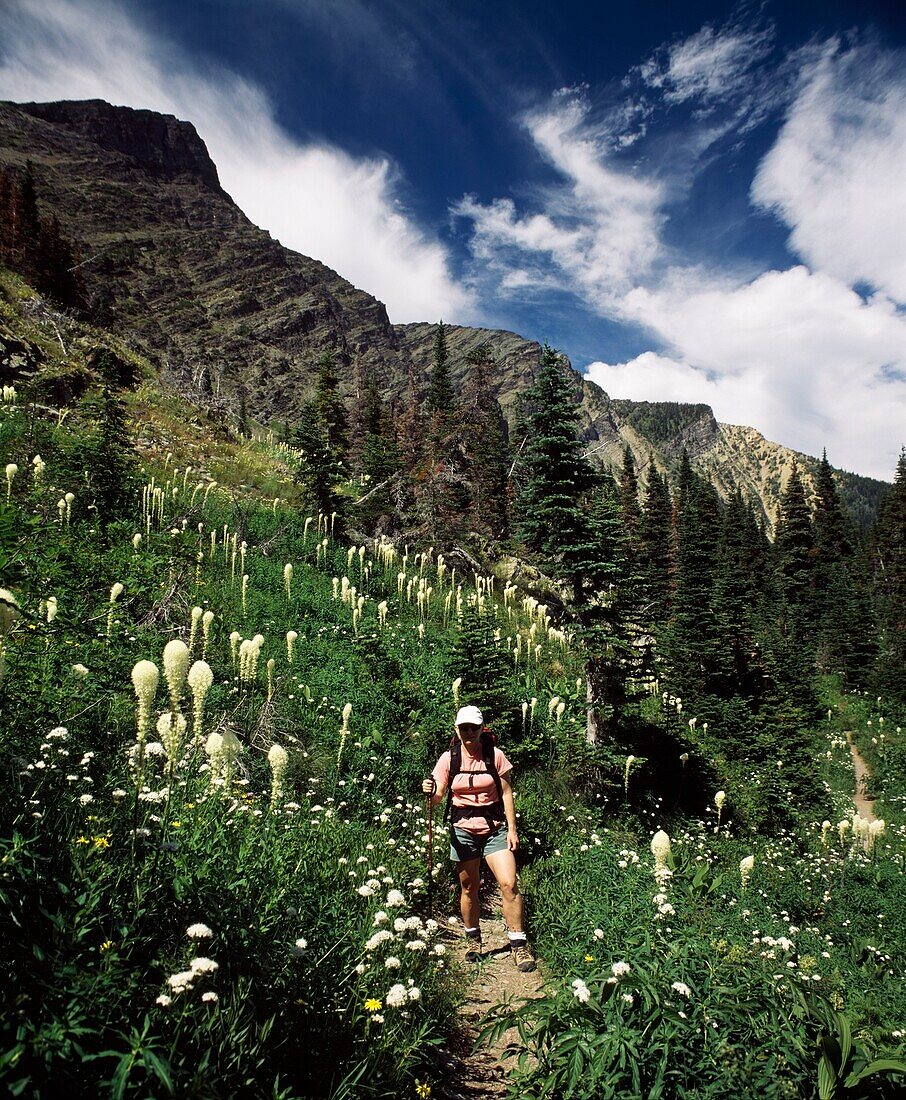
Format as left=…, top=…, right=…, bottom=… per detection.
left=450, top=821, right=509, bottom=863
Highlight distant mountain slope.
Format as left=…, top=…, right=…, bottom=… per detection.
left=0, top=99, right=888, bottom=530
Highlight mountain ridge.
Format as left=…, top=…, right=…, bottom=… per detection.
left=0, top=98, right=888, bottom=530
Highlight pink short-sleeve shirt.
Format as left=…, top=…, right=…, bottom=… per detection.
left=432, top=746, right=512, bottom=834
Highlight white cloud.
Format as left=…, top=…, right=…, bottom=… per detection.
left=588, top=266, right=906, bottom=480
left=0, top=0, right=471, bottom=323
left=455, top=89, right=664, bottom=305
left=752, top=39, right=906, bottom=306
left=640, top=21, right=774, bottom=105
left=455, top=30, right=905, bottom=479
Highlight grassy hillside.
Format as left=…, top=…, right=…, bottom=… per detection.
left=1, top=273, right=904, bottom=1098
left=0, top=408, right=569, bottom=1096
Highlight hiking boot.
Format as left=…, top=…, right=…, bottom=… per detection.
left=464, top=929, right=482, bottom=962
left=511, top=942, right=536, bottom=972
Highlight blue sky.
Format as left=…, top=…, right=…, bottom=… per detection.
left=1, top=0, right=904, bottom=479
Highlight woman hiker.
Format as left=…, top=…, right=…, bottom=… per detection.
left=422, top=705, right=536, bottom=972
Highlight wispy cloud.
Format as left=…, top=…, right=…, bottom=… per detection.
left=0, top=0, right=472, bottom=323
left=752, top=38, right=906, bottom=305
left=638, top=19, right=775, bottom=107
left=455, top=88, right=665, bottom=306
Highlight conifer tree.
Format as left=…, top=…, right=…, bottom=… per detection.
left=415, top=325, right=470, bottom=540
left=675, top=449, right=695, bottom=515
left=812, top=450, right=865, bottom=677
left=575, top=478, right=635, bottom=742
left=663, top=465, right=728, bottom=697
left=396, top=360, right=425, bottom=476
left=637, top=461, right=672, bottom=622
left=0, top=164, right=86, bottom=311
left=360, top=370, right=399, bottom=485
left=462, top=344, right=509, bottom=538
left=237, top=390, right=250, bottom=438
left=392, top=361, right=426, bottom=530
left=814, top=451, right=853, bottom=567
left=515, top=346, right=635, bottom=740
left=712, top=488, right=764, bottom=694
left=77, top=353, right=139, bottom=524
left=313, top=349, right=348, bottom=473
left=291, top=405, right=345, bottom=530
left=346, top=358, right=367, bottom=469
left=774, top=464, right=815, bottom=625
left=619, top=445, right=640, bottom=545
left=354, top=370, right=401, bottom=529
left=426, top=322, right=456, bottom=434
left=450, top=603, right=515, bottom=733
left=872, top=448, right=906, bottom=700
left=516, top=345, right=595, bottom=561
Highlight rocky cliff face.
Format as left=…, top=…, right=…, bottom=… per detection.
left=0, top=98, right=887, bottom=530
left=20, top=100, right=226, bottom=192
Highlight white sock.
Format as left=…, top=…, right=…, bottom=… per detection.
left=508, top=931, right=527, bottom=944
left=465, top=926, right=480, bottom=936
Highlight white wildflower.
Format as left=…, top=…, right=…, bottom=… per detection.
left=189, top=957, right=218, bottom=976
left=365, top=930, right=393, bottom=951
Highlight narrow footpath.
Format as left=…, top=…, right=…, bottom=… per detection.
left=433, top=729, right=876, bottom=1096
left=846, top=731, right=877, bottom=822
left=435, top=888, right=543, bottom=1099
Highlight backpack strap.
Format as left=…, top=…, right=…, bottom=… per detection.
left=443, top=731, right=503, bottom=825
left=481, top=732, right=503, bottom=803
left=442, top=737, right=461, bottom=825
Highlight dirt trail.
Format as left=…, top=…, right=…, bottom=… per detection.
left=846, top=731, right=877, bottom=822
left=435, top=886, right=544, bottom=1099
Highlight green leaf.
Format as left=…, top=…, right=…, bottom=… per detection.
left=141, top=1049, right=174, bottom=1094
left=846, top=1057, right=906, bottom=1084
left=835, top=1012, right=852, bottom=1070
left=818, top=1053, right=837, bottom=1100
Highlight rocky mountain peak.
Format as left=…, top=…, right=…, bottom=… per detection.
left=16, top=100, right=224, bottom=194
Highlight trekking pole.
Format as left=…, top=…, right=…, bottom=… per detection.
left=426, top=778, right=435, bottom=918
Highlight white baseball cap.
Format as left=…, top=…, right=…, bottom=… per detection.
left=455, top=705, right=484, bottom=727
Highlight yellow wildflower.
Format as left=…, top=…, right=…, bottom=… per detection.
left=100, top=941, right=114, bottom=952
left=76, top=835, right=89, bottom=845
left=415, top=1082, right=431, bottom=1099
left=584, top=954, right=594, bottom=962
left=92, top=836, right=110, bottom=849
left=364, top=998, right=382, bottom=1012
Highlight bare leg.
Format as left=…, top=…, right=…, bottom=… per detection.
left=457, top=859, right=481, bottom=928
left=484, top=849, right=525, bottom=933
